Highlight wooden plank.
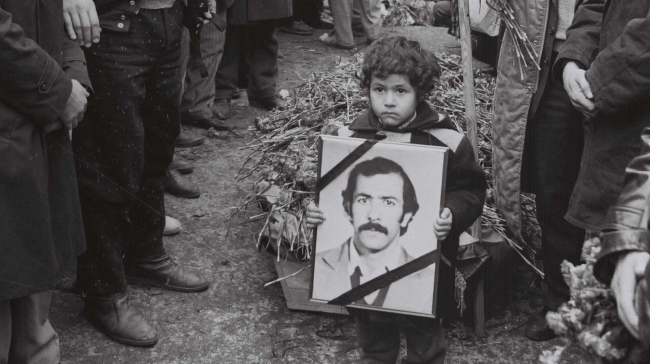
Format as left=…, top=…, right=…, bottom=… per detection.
left=457, top=0, right=482, bottom=241
left=274, top=260, right=349, bottom=315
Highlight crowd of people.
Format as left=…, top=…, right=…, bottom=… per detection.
left=1, top=0, right=649, bottom=363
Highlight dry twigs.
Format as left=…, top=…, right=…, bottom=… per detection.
left=236, top=54, right=542, bottom=275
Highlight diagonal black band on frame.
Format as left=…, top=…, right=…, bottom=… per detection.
left=316, top=139, right=378, bottom=192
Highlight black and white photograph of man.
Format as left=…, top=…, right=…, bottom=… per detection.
left=308, top=137, right=448, bottom=316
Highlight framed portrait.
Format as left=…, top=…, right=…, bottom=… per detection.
left=309, top=135, right=448, bottom=318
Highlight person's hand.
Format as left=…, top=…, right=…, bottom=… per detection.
left=305, top=202, right=326, bottom=230
left=60, top=79, right=89, bottom=130
left=433, top=207, right=453, bottom=241
left=562, top=61, right=596, bottom=118
left=611, top=251, right=650, bottom=339
left=63, top=0, right=101, bottom=47
left=197, top=0, right=216, bottom=23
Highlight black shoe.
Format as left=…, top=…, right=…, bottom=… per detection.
left=84, top=294, right=158, bottom=347
left=125, top=253, right=209, bottom=292
left=248, top=96, right=287, bottom=111
left=174, top=130, right=206, bottom=148
left=183, top=115, right=231, bottom=131
left=213, top=99, right=232, bottom=120
left=525, top=309, right=558, bottom=341
left=165, top=170, right=200, bottom=198
left=279, top=21, right=314, bottom=35
left=169, top=155, right=194, bottom=174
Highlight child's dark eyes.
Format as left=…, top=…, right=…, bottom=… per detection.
left=396, top=88, right=407, bottom=94
left=373, top=87, right=384, bottom=93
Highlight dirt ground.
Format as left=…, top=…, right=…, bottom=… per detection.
left=51, top=26, right=590, bottom=363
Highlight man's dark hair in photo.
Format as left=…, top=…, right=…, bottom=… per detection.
left=341, top=157, right=420, bottom=236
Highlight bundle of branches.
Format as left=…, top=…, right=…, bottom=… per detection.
left=540, top=236, right=629, bottom=363
left=485, top=0, right=540, bottom=77
left=236, top=53, right=541, bottom=275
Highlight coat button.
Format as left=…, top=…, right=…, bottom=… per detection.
left=533, top=40, right=538, bottom=46
left=120, top=15, right=126, bottom=20
left=118, top=22, right=124, bottom=29
left=543, top=57, right=549, bottom=65
left=549, top=27, right=555, bottom=35
left=40, top=82, right=47, bottom=90
left=130, top=0, right=135, bottom=5
left=526, top=86, right=531, bottom=91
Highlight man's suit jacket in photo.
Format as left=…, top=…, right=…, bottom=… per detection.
left=312, top=239, right=435, bottom=315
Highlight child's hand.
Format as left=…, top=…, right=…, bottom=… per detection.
left=434, top=208, right=453, bottom=241
left=305, top=202, right=326, bottom=229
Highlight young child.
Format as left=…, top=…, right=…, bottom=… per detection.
left=306, top=36, right=486, bottom=363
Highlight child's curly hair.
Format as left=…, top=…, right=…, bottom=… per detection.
left=360, top=36, right=441, bottom=100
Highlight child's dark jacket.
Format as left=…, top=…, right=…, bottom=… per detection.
left=334, top=101, right=487, bottom=319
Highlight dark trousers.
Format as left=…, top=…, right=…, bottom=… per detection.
left=72, top=4, right=183, bottom=297
left=0, top=292, right=59, bottom=364
left=353, top=310, right=446, bottom=364
left=525, top=53, right=585, bottom=311
left=214, top=22, right=279, bottom=100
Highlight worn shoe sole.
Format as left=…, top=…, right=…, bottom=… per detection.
left=83, top=310, right=159, bottom=347
left=174, top=136, right=206, bottom=148
left=126, top=276, right=209, bottom=293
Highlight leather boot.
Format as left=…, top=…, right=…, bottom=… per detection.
left=164, top=170, right=200, bottom=198
left=125, top=253, right=209, bottom=292
left=169, top=155, right=194, bottom=174
left=174, top=130, right=206, bottom=148
left=84, top=293, right=158, bottom=347
left=248, top=96, right=287, bottom=111
left=213, top=98, right=232, bottom=120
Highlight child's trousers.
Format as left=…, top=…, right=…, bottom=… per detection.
left=354, top=310, right=447, bottom=363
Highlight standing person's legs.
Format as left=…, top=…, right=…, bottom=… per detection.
left=354, top=311, right=401, bottom=363
left=181, top=21, right=227, bottom=122
left=246, top=21, right=279, bottom=101
left=0, top=292, right=60, bottom=364
left=329, top=0, right=355, bottom=47
left=526, top=53, right=585, bottom=341
left=403, top=317, right=446, bottom=364
left=356, top=0, right=382, bottom=42
left=214, top=25, right=243, bottom=101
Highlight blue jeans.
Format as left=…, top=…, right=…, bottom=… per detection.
left=72, top=3, right=183, bottom=297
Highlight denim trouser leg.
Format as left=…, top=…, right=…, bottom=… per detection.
left=181, top=21, right=227, bottom=120
left=73, top=4, right=182, bottom=297
left=529, top=53, right=585, bottom=311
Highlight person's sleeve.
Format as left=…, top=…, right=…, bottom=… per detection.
left=0, top=6, right=72, bottom=127
left=444, top=137, right=487, bottom=237
left=595, top=128, right=650, bottom=283
left=583, top=11, right=650, bottom=115
left=553, top=0, right=606, bottom=79
left=638, top=263, right=650, bottom=347
left=62, top=35, right=92, bottom=93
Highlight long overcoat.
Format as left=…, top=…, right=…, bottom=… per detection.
left=227, top=0, right=292, bottom=25
left=491, top=0, right=601, bottom=239
left=553, top=0, right=650, bottom=231
left=0, top=0, right=89, bottom=301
